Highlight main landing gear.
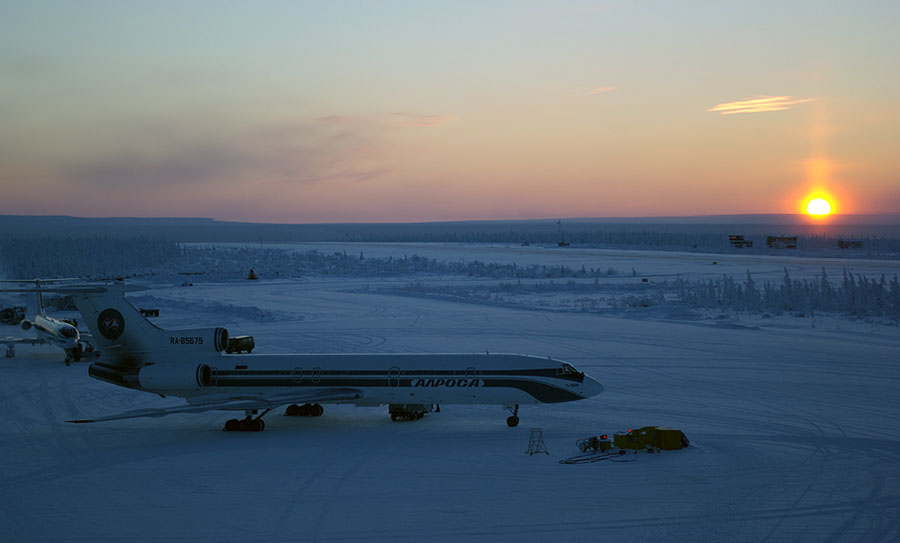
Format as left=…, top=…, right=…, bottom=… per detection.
left=284, top=403, right=324, bottom=417
left=389, top=404, right=430, bottom=421
left=64, top=344, right=83, bottom=366
left=506, top=405, right=520, bottom=427
left=224, top=409, right=271, bottom=432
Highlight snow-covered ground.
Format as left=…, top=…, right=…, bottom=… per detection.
left=1, top=244, right=899, bottom=542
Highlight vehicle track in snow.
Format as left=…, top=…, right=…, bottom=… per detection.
left=517, top=320, right=898, bottom=541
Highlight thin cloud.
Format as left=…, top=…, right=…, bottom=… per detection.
left=708, top=96, right=812, bottom=115
left=58, top=118, right=392, bottom=190
left=316, top=112, right=455, bottom=128
left=574, top=86, right=616, bottom=96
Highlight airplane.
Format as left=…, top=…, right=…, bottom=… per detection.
left=1, top=279, right=94, bottom=365
left=8, top=282, right=604, bottom=431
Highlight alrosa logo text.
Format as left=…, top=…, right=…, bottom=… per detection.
left=411, top=378, right=483, bottom=388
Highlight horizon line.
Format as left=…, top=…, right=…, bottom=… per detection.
left=3, top=212, right=900, bottom=226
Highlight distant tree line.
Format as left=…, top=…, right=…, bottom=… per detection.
left=397, top=269, right=900, bottom=321
left=179, top=246, right=619, bottom=280
left=0, top=236, right=182, bottom=279
left=0, top=238, right=618, bottom=282
left=674, top=269, right=900, bottom=318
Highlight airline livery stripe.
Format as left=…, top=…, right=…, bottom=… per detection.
left=483, top=380, right=582, bottom=403
left=214, top=368, right=583, bottom=382
left=211, top=377, right=581, bottom=403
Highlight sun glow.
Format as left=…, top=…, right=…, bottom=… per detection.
left=806, top=197, right=832, bottom=216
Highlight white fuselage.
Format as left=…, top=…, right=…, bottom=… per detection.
left=210, top=353, right=601, bottom=407
left=93, top=352, right=604, bottom=409
left=32, top=314, right=80, bottom=350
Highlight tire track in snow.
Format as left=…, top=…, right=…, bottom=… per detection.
left=536, top=331, right=879, bottom=541
left=289, top=495, right=900, bottom=542
left=268, top=418, right=404, bottom=541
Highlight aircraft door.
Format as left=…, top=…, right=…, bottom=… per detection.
left=389, top=366, right=400, bottom=399
left=312, top=367, right=321, bottom=384
left=292, top=367, right=303, bottom=384
left=465, top=366, right=479, bottom=397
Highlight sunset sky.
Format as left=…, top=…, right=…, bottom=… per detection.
left=2, top=1, right=898, bottom=222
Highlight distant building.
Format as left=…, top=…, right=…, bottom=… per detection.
left=766, top=236, right=797, bottom=249
left=728, top=235, right=753, bottom=249
left=838, top=239, right=863, bottom=249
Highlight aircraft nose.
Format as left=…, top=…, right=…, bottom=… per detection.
left=581, top=375, right=604, bottom=398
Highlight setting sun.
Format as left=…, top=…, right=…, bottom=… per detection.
left=806, top=198, right=832, bottom=216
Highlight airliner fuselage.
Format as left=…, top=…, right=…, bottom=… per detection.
left=13, top=283, right=604, bottom=430
left=91, top=352, right=602, bottom=408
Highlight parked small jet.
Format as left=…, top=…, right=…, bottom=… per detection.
left=1, top=279, right=93, bottom=364
left=14, top=282, right=603, bottom=431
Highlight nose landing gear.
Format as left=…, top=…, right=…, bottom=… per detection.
left=506, top=404, right=520, bottom=427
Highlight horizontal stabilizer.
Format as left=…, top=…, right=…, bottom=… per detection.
left=1, top=337, right=47, bottom=346
left=0, top=278, right=81, bottom=284
left=0, top=286, right=110, bottom=294
left=0, top=282, right=148, bottom=295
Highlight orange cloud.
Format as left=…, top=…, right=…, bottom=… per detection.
left=708, top=95, right=812, bottom=115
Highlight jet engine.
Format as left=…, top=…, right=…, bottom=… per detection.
left=137, top=363, right=213, bottom=391
left=20, top=320, right=33, bottom=331
left=213, top=327, right=228, bottom=352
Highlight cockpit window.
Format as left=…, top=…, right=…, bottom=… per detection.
left=556, top=363, right=585, bottom=381
left=60, top=327, right=78, bottom=339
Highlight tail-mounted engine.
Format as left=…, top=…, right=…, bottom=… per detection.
left=137, top=363, right=213, bottom=392
left=214, top=327, right=228, bottom=352
left=20, top=320, right=33, bottom=331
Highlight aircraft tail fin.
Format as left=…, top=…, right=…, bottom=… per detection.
left=2, top=283, right=228, bottom=368
left=64, top=284, right=157, bottom=363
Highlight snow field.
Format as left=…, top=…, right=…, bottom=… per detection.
left=0, top=245, right=898, bottom=542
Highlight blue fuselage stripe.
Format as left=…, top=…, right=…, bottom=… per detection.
left=210, top=374, right=582, bottom=403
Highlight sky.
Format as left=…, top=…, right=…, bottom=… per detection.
left=1, top=0, right=898, bottom=223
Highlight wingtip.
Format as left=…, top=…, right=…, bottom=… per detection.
left=66, top=419, right=96, bottom=424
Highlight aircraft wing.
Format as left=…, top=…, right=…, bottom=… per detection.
left=67, top=387, right=364, bottom=423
